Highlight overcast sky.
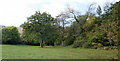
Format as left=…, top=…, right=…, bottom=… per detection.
left=0, top=0, right=119, bottom=27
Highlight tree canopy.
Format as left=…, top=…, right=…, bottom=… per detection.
left=21, top=11, right=60, bottom=47
left=2, top=26, right=21, bottom=44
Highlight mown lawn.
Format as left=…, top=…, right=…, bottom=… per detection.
left=0, top=45, right=2, bottom=60
left=2, top=45, right=118, bottom=59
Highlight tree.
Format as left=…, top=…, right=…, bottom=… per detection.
left=21, top=11, right=55, bottom=47
left=2, top=26, right=21, bottom=44
left=71, top=2, right=119, bottom=48
left=56, top=12, right=70, bottom=46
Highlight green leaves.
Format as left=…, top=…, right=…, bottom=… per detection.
left=21, top=11, right=59, bottom=46
left=2, top=26, right=21, bottom=44
left=20, top=2, right=119, bottom=47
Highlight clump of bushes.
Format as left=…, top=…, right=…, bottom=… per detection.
left=73, top=40, right=104, bottom=49
left=72, top=40, right=93, bottom=48
left=82, top=41, right=93, bottom=48
left=72, top=41, right=81, bottom=48
left=97, top=46, right=118, bottom=50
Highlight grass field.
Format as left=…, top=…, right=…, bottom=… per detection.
left=0, top=45, right=2, bottom=60
left=2, top=45, right=118, bottom=59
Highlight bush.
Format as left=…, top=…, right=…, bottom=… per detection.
left=73, top=40, right=104, bottom=49
left=63, top=40, right=74, bottom=46
left=72, top=41, right=81, bottom=48
left=54, top=40, right=62, bottom=46
left=91, top=42, right=103, bottom=49
left=82, top=41, right=92, bottom=48
left=72, top=40, right=92, bottom=48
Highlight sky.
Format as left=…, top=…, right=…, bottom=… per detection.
left=0, top=0, right=119, bottom=27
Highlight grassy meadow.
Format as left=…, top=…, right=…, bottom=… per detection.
left=1, top=45, right=118, bottom=59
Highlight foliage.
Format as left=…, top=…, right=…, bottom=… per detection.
left=2, top=26, right=21, bottom=44
left=21, top=11, right=59, bottom=47
left=72, top=2, right=119, bottom=48
left=6, top=1, right=118, bottom=48
left=72, top=40, right=91, bottom=48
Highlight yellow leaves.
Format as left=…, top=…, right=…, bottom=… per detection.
left=97, top=43, right=103, bottom=47
left=87, top=16, right=96, bottom=24
left=88, top=19, right=93, bottom=24
left=92, top=42, right=97, bottom=45
left=92, top=42, right=103, bottom=47
left=104, top=37, right=107, bottom=39
left=83, top=16, right=96, bottom=29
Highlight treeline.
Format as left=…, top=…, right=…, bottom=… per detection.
left=1, top=2, right=119, bottom=48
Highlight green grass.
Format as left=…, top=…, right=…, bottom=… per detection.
left=0, top=45, right=2, bottom=60
left=2, top=45, right=118, bottom=59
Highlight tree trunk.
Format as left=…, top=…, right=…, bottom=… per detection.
left=52, top=42, right=54, bottom=46
left=62, top=41, right=64, bottom=46
left=40, top=40, right=44, bottom=48
left=62, top=21, right=65, bottom=46
left=109, top=38, right=114, bottom=46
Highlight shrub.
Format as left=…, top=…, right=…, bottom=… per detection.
left=72, top=41, right=81, bottom=48
left=82, top=41, right=91, bottom=48
left=54, top=40, right=62, bottom=46
left=73, top=40, right=104, bottom=48
left=73, top=40, right=87, bottom=48
left=64, top=39, right=74, bottom=46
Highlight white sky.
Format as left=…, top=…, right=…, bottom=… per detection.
left=0, top=0, right=119, bottom=27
